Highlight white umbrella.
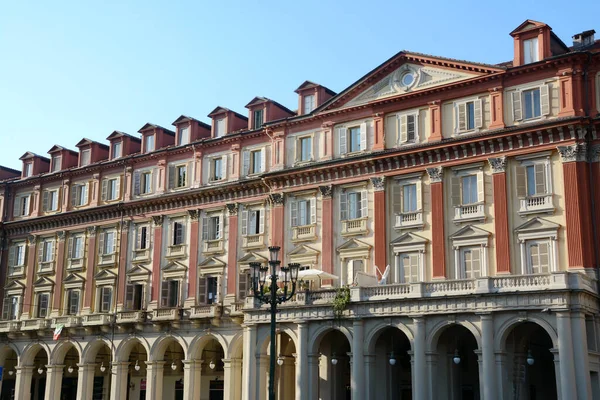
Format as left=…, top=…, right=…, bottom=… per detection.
left=298, top=268, right=339, bottom=281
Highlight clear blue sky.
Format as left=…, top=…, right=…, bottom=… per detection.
left=1, top=1, right=598, bottom=170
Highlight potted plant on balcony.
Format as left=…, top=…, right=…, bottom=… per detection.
left=332, top=285, right=351, bottom=320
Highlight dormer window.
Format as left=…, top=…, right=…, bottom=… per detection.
left=144, top=134, right=155, bottom=153
left=80, top=149, right=91, bottom=166
left=23, top=163, right=32, bottom=177
left=215, top=119, right=225, bottom=138
left=112, top=141, right=122, bottom=159
left=178, top=126, right=190, bottom=146
left=253, top=110, right=264, bottom=129
left=523, top=38, right=539, bottom=64
left=51, top=155, right=62, bottom=172
left=304, top=95, right=315, bottom=114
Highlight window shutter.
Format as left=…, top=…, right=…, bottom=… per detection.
left=338, top=128, right=347, bottom=154
left=13, top=196, right=19, bottom=217
left=359, top=123, right=367, bottom=151
left=451, top=175, right=461, bottom=206
left=259, top=209, right=265, bottom=234
left=115, top=177, right=121, bottom=199
left=198, top=277, right=207, bottom=304
left=416, top=181, right=422, bottom=210
left=534, top=163, right=546, bottom=194
left=78, top=237, right=84, bottom=258
left=238, top=273, right=247, bottom=299
left=360, top=190, right=368, bottom=218
left=457, top=103, right=467, bottom=132
left=290, top=200, right=298, bottom=227
left=477, top=171, right=485, bottom=202
left=392, top=183, right=403, bottom=215
left=200, top=216, right=208, bottom=241
left=42, top=191, right=49, bottom=212
left=71, top=291, right=79, bottom=314
left=160, top=281, right=169, bottom=307
left=101, top=179, right=108, bottom=202
left=340, top=191, right=348, bottom=220
left=25, top=195, right=31, bottom=215
left=111, top=232, right=117, bottom=254
left=186, top=162, right=192, bottom=186
left=125, top=285, right=134, bottom=309
left=241, top=210, right=248, bottom=236
left=83, top=183, right=89, bottom=205
left=399, top=115, right=408, bottom=143
left=516, top=165, right=527, bottom=198
left=217, top=215, right=223, bottom=239
left=133, top=172, right=141, bottom=195
left=177, top=223, right=185, bottom=244
left=98, top=232, right=105, bottom=256
left=260, top=148, right=266, bottom=172
left=243, top=151, right=250, bottom=176
left=7, top=246, right=15, bottom=268
left=2, top=299, right=9, bottom=320
left=310, top=198, right=316, bottom=224
left=65, top=237, right=73, bottom=260
left=512, top=91, right=523, bottom=121
left=221, top=155, right=228, bottom=179
left=37, top=241, right=44, bottom=264
left=71, top=187, right=77, bottom=207
left=474, top=99, right=483, bottom=128
left=168, top=165, right=175, bottom=189
left=149, top=169, right=156, bottom=193
left=539, top=242, right=549, bottom=271
left=136, top=227, right=142, bottom=249
left=540, top=84, right=550, bottom=116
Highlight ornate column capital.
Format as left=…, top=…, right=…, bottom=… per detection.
left=152, top=215, right=164, bottom=227
left=187, top=210, right=199, bottom=221
left=557, top=143, right=587, bottom=163
left=318, top=185, right=333, bottom=199
left=269, top=193, right=284, bottom=206
left=56, top=231, right=66, bottom=242
left=426, top=166, right=444, bottom=183
left=589, top=144, right=600, bottom=163
left=226, top=203, right=239, bottom=216
left=86, top=226, right=97, bottom=237
left=370, top=176, right=386, bottom=192
left=487, top=157, right=507, bottom=173
left=27, top=234, right=37, bottom=245
left=120, top=220, right=131, bottom=230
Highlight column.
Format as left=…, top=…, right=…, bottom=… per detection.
left=230, top=359, right=243, bottom=400
left=495, top=352, right=508, bottom=400
left=488, top=158, right=511, bottom=274
left=428, top=101, right=442, bottom=142
left=110, top=362, right=130, bottom=400
left=44, top=364, right=65, bottom=400
left=21, top=235, right=37, bottom=316
left=480, top=314, right=496, bottom=400
left=426, top=167, right=446, bottom=278
left=571, top=312, right=592, bottom=399
left=426, top=352, right=438, bottom=399
left=183, top=360, right=202, bottom=400
left=52, top=231, right=66, bottom=316
left=319, top=185, right=334, bottom=286
left=117, top=221, right=129, bottom=310
left=241, top=324, right=257, bottom=400
left=256, top=355, right=269, bottom=400
left=558, top=144, right=595, bottom=268
left=145, top=361, right=165, bottom=400
left=226, top=204, right=239, bottom=299
left=295, top=322, right=308, bottom=400
left=371, top=177, right=387, bottom=279
left=75, top=363, right=97, bottom=400
left=351, top=319, right=365, bottom=399
left=364, top=354, right=375, bottom=400
left=307, top=354, right=320, bottom=400
left=151, top=216, right=164, bottom=304
left=412, top=317, right=427, bottom=400
left=186, top=210, right=200, bottom=307
left=269, top=193, right=285, bottom=255
left=556, top=312, right=577, bottom=399
left=222, top=359, right=233, bottom=400
left=13, top=366, right=34, bottom=400
left=83, top=226, right=97, bottom=312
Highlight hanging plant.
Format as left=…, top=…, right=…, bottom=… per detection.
left=332, top=285, right=351, bottom=320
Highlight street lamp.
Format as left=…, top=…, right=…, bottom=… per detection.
left=250, top=246, right=300, bottom=400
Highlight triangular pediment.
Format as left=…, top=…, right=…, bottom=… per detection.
left=127, top=265, right=151, bottom=276
left=163, top=261, right=188, bottom=272
left=94, top=269, right=117, bottom=281
left=515, top=217, right=560, bottom=233
left=510, top=20, right=548, bottom=36
left=33, top=276, right=54, bottom=288
left=450, top=225, right=491, bottom=240
left=199, top=257, right=227, bottom=267
left=287, top=245, right=320, bottom=257
left=207, top=106, right=230, bottom=117
left=390, top=232, right=429, bottom=246
left=4, top=280, right=25, bottom=291
left=237, top=253, right=268, bottom=265
left=337, top=238, right=372, bottom=253
left=63, top=273, right=85, bottom=284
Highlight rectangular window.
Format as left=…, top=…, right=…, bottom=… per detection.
left=176, top=165, right=187, bottom=188
left=347, top=259, right=364, bottom=285
left=103, top=178, right=119, bottom=201
left=248, top=210, right=261, bottom=235
left=238, top=272, right=252, bottom=299
left=340, top=189, right=368, bottom=220
left=2, top=296, right=19, bottom=320
left=43, top=190, right=59, bottom=212
left=125, top=284, right=143, bottom=310
left=41, top=240, right=54, bottom=263
left=8, top=243, right=26, bottom=270
left=517, top=163, right=547, bottom=197
left=136, top=226, right=148, bottom=250
left=80, top=149, right=91, bottom=166
left=528, top=241, right=550, bottom=274
left=213, top=158, right=223, bottom=180
left=253, top=110, right=263, bottom=129
left=204, top=216, right=221, bottom=240
left=206, top=277, right=218, bottom=304
left=298, top=200, right=310, bottom=226
left=398, top=113, right=419, bottom=144
left=23, top=163, right=32, bottom=177
left=72, top=183, right=88, bottom=207
left=348, top=127, right=361, bottom=153
left=100, top=231, right=116, bottom=255
left=461, top=247, right=482, bottom=279
left=215, top=119, right=225, bottom=137
left=406, top=114, right=416, bottom=141
left=161, top=280, right=180, bottom=308
left=67, top=290, right=80, bottom=315
left=172, top=222, right=185, bottom=245
left=178, top=126, right=190, bottom=146
left=299, top=136, right=312, bottom=162
left=523, top=88, right=541, bottom=120
left=523, top=37, right=539, bottom=64
left=99, top=287, right=112, bottom=313
left=145, top=134, right=155, bottom=152
left=51, top=155, right=62, bottom=172
left=304, top=95, right=315, bottom=114
left=250, top=150, right=262, bottom=174
left=112, top=141, right=122, bottom=159
left=400, top=253, right=419, bottom=283
left=141, top=171, right=152, bottom=194
left=461, top=175, right=478, bottom=205
left=16, top=195, right=30, bottom=217
left=291, top=198, right=316, bottom=227
left=348, top=192, right=361, bottom=219
left=37, top=293, right=49, bottom=318
left=69, top=236, right=83, bottom=259
left=402, top=184, right=417, bottom=213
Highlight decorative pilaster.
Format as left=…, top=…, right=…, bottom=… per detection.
left=426, top=167, right=446, bottom=278
left=117, top=221, right=130, bottom=310
left=226, top=204, right=239, bottom=299
left=321, top=122, right=334, bottom=161
left=372, top=113, right=385, bottom=151
left=371, top=177, right=387, bottom=278
left=22, top=235, right=37, bottom=316
left=557, top=143, right=594, bottom=268
left=319, top=185, right=334, bottom=285
left=52, top=231, right=67, bottom=316
left=186, top=210, right=200, bottom=306
left=83, top=226, right=97, bottom=312
left=192, top=149, right=203, bottom=188
left=123, top=166, right=133, bottom=201
left=269, top=194, right=285, bottom=261
left=428, top=101, right=442, bottom=142
left=571, top=312, right=593, bottom=399
left=151, top=216, right=164, bottom=304
left=230, top=144, right=241, bottom=181
left=488, top=88, right=505, bottom=130
left=488, top=157, right=511, bottom=274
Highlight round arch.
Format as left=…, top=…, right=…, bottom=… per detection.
left=495, top=316, right=558, bottom=352
left=308, top=324, right=353, bottom=354
left=114, top=336, right=152, bottom=362
left=0, top=343, right=20, bottom=364
left=81, top=338, right=114, bottom=364
left=257, top=325, right=299, bottom=355
left=149, top=333, right=189, bottom=361
left=49, top=340, right=83, bottom=365
left=20, top=342, right=51, bottom=366
left=426, top=320, right=482, bottom=352
left=227, top=331, right=244, bottom=359
left=365, top=321, right=415, bottom=354
left=188, top=333, right=228, bottom=360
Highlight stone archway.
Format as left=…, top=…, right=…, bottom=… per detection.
left=0, top=345, right=18, bottom=400
left=368, top=326, right=412, bottom=399
left=80, top=339, right=113, bottom=400
left=148, top=335, right=186, bottom=400
left=46, top=341, right=81, bottom=400
left=15, top=343, right=50, bottom=400
left=112, top=337, right=149, bottom=400
left=312, top=329, right=351, bottom=400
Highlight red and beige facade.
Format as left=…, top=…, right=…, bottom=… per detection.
left=0, top=19, right=600, bottom=400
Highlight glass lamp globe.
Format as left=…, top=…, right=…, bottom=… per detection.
left=209, top=360, right=216, bottom=370
left=171, top=361, right=177, bottom=371
left=277, top=356, right=284, bottom=366
left=38, top=366, right=44, bottom=375
left=453, top=350, right=461, bottom=365
left=67, top=365, right=74, bottom=373
left=389, top=352, right=397, bottom=366
left=526, top=350, right=535, bottom=366
left=331, top=355, right=338, bottom=366
left=134, top=360, right=141, bottom=371
left=100, top=363, right=106, bottom=373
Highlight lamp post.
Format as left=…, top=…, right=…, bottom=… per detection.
left=249, top=246, right=300, bottom=400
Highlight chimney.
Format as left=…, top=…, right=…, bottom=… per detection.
left=572, top=30, right=596, bottom=48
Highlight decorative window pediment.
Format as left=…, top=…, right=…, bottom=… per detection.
left=287, top=245, right=320, bottom=267
left=516, top=218, right=560, bottom=275
left=337, top=238, right=372, bottom=260
left=63, top=273, right=85, bottom=289
left=94, top=269, right=117, bottom=286
left=237, top=253, right=267, bottom=272
left=450, top=225, right=491, bottom=246
left=162, top=261, right=188, bottom=279
left=33, top=276, right=54, bottom=292
left=127, top=265, right=151, bottom=283
left=450, top=225, right=491, bottom=279
left=198, top=257, right=226, bottom=276
left=390, top=232, right=428, bottom=253
left=4, top=280, right=25, bottom=296
left=515, top=217, right=560, bottom=238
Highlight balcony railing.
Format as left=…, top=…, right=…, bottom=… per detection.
left=166, top=244, right=186, bottom=258
left=242, top=234, right=264, bottom=249
left=188, top=304, right=222, bottom=319
left=52, top=316, right=81, bottom=328
left=454, top=203, right=485, bottom=222
left=21, top=318, right=51, bottom=331
left=0, top=321, right=20, bottom=332
left=519, top=194, right=554, bottom=215
left=203, top=239, right=224, bottom=254
left=292, top=225, right=317, bottom=242
left=341, top=218, right=368, bottom=237
left=116, top=310, right=146, bottom=324
left=82, top=313, right=113, bottom=326
left=230, top=301, right=245, bottom=316
left=395, top=212, right=423, bottom=229
left=150, top=308, right=181, bottom=322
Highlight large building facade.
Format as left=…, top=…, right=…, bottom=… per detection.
left=0, top=19, right=599, bottom=400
